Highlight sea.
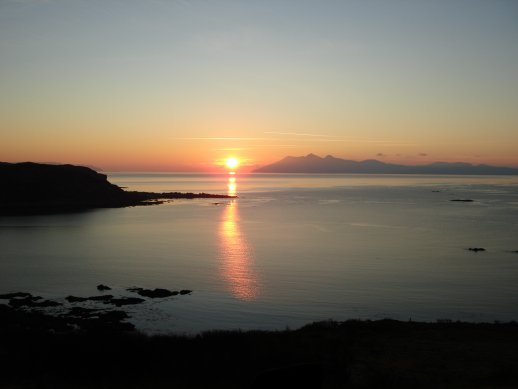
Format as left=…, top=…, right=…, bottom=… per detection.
left=1, top=173, right=518, bottom=334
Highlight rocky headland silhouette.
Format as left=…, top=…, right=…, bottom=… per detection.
left=254, top=154, right=518, bottom=174
left=0, top=162, right=235, bottom=215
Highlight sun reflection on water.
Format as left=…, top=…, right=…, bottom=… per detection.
left=227, top=176, right=237, bottom=197
left=218, top=175, right=260, bottom=300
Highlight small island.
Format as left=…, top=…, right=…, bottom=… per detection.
left=0, top=162, right=235, bottom=215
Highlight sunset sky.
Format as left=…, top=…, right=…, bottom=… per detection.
left=1, top=0, right=517, bottom=171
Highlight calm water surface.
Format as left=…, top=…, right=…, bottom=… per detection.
left=1, top=174, right=518, bottom=333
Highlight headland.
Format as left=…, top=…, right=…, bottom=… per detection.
left=0, top=162, right=235, bottom=215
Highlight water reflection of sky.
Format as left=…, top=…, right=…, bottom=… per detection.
left=218, top=174, right=260, bottom=300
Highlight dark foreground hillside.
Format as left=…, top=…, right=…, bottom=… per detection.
left=1, top=306, right=517, bottom=389
left=0, top=162, right=234, bottom=215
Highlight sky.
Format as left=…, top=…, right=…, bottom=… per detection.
left=1, top=0, right=517, bottom=171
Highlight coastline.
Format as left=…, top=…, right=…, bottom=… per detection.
left=0, top=162, right=236, bottom=216
left=0, top=191, right=236, bottom=216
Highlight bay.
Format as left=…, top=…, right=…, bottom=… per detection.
left=1, top=173, right=517, bottom=333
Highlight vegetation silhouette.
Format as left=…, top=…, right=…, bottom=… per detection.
left=1, top=304, right=517, bottom=388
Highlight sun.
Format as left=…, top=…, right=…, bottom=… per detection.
left=225, top=157, right=239, bottom=170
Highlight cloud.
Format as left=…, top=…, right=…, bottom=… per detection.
left=214, top=148, right=249, bottom=151
left=376, top=153, right=385, bottom=157
left=418, top=153, right=428, bottom=157
left=264, top=131, right=337, bottom=138
left=179, top=137, right=273, bottom=141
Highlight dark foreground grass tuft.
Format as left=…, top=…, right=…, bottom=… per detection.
left=1, top=306, right=517, bottom=388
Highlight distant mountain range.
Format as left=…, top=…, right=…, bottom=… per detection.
left=253, top=154, right=518, bottom=175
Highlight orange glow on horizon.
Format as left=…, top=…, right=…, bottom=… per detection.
left=4, top=137, right=518, bottom=171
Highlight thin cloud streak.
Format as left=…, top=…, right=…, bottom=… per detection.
left=180, top=137, right=415, bottom=145
left=263, top=132, right=416, bottom=145
left=301, top=139, right=417, bottom=145
left=214, top=148, right=249, bottom=151
left=178, top=136, right=415, bottom=147
left=264, top=131, right=338, bottom=138
left=179, top=137, right=274, bottom=141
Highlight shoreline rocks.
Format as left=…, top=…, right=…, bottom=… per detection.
left=66, top=295, right=114, bottom=303
left=127, top=287, right=192, bottom=298
left=104, top=297, right=145, bottom=307
left=0, top=285, right=193, bottom=332
left=127, top=287, right=171, bottom=298
left=1, top=291, right=148, bottom=331
left=0, top=293, right=62, bottom=308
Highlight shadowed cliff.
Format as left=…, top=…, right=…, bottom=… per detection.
left=0, top=162, right=235, bottom=215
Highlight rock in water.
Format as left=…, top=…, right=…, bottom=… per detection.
left=66, top=295, right=113, bottom=302
left=104, top=297, right=145, bottom=307
left=66, top=296, right=88, bottom=303
left=136, top=288, right=177, bottom=298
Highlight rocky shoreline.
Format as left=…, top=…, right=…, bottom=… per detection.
left=0, top=285, right=192, bottom=332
